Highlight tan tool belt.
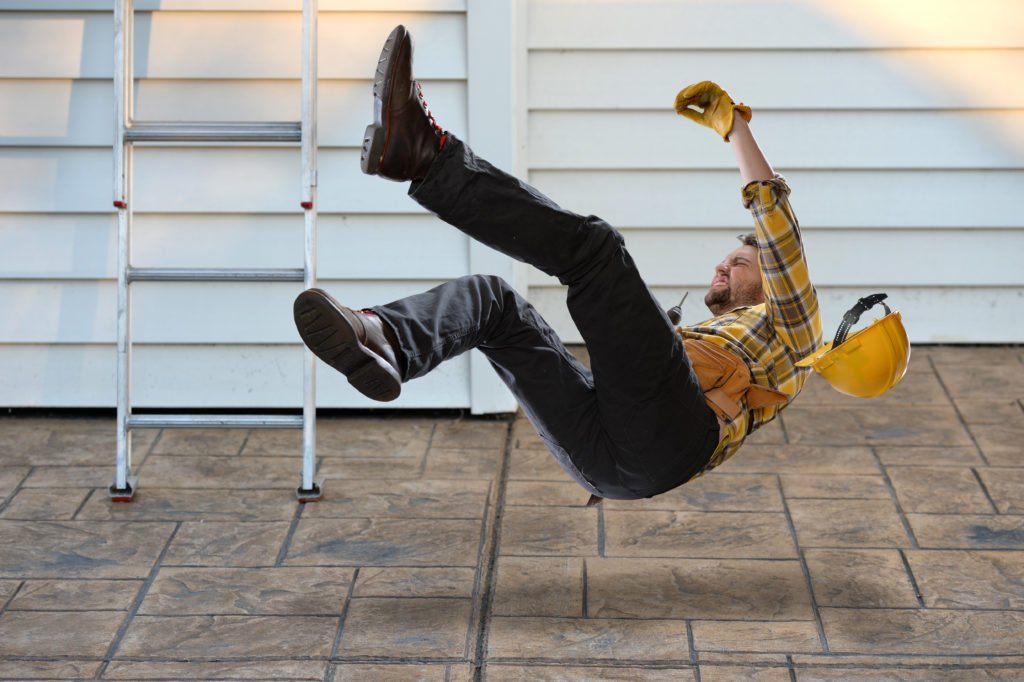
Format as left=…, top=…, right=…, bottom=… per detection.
left=683, top=338, right=789, bottom=421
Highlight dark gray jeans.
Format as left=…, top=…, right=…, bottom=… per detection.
left=373, top=135, right=719, bottom=499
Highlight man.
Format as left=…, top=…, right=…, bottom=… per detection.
left=293, top=25, right=822, bottom=502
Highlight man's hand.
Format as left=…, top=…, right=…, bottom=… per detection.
left=674, top=81, right=752, bottom=142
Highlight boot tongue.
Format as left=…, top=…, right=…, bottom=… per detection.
left=358, top=311, right=404, bottom=373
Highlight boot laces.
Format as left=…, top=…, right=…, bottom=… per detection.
left=416, top=82, right=447, bottom=143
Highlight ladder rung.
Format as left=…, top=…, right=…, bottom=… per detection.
left=129, top=414, right=304, bottom=429
left=128, top=268, right=305, bottom=282
left=125, top=122, right=302, bottom=143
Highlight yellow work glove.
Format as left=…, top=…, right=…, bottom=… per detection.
left=674, top=81, right=752, bottom=142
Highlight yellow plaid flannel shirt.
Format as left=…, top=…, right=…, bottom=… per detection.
left=677, top=175, right=822, bottom=474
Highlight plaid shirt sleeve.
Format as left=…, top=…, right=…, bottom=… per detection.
left=742, top=176, right=822, bottom=359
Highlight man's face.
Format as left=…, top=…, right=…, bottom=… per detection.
left=704, top=244, right=764, bottom=316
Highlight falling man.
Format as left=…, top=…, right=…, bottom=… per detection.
left=294, top=25, right=908, bottom=504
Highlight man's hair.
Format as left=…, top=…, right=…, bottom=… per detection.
left=737, top=233, right=757, bottom=248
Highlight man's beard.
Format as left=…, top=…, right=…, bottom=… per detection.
left=704, top=280, right=763, bottom=316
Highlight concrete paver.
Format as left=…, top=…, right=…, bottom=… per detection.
left=802, top=549, right=920, bottom=608
left=331, top=663, right=464, bottom=681
left=875, top=444, right=984, bottom=467
left=492, top=556, right=583, bottom=617
left=779, top=473, right=889, bottom=499
left=820, top=608, right=1024, bottom=655
left=116, top=614, right=339, bottom=658
left=0, top=487, right=91, bottom=520
left=969, top=422, right=1024, bottom=466
left=103, top=660, right=328, bottom=680
left=352, top=566, right=477, bottom=599
left=500, top=506, right=599, bottom=556
left=887, top=466, right=996, bottom=513
left=0, top=345, right=1020, bottom=679
left=0, top=610, right=127, bottom=657
left=907, top=513, right=1024, bottom=549
left=585, top=558, right=814, bottom=620
left=486, top=665, right=698, bottom=681
left=976, top=467, right=1024, bottom=513
left=691, top=619, right=823, bottom=654
left=162, top=520, right=292, bottom=566
left=904, top=550, right=1024, bottom=609
left=338, top=597, right=474, bottom=658
left=486, top=616, right=691, bottom=661
left=0, top=520, right=175, bottom=578
left=604, top=510, right=797, bottom=558
left=137, top=567, right=354, bottom=615
left=285, top=517, right=484, bottom=567
left=8, top=579, right=142, bottom=612
left=788, top=498, right=911, bottom=548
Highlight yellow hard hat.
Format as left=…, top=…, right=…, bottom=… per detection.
left=795, top=293, right=910, bottom=398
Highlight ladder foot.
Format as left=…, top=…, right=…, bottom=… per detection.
left=296, top=477, right=325, bottom=503
left=108, top=476, right=139, bottom=502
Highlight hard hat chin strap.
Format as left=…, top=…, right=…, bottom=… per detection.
left=833, top=293, right=892, bottom=348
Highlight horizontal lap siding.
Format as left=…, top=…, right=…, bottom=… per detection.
left=529, top=169, right=1022, bottom=229
left=528, top=49, right=1024, bottom=110
left=3, top=279, right=457, bottom=344
left=530, top=111, right=1024, bottom=170
left=0, top=1, right=466, bottom=10
left=0, top=7, right=471, bottom=407
left=1, top=214, right=466, bottom=278
left=525, top=0, right=1024, bottom=344
left=527, top=0, right=1024, bottom=49
left=1, top=80, right=468, bottom=146
left=0, top=344, right=470, bottom=408
left=0, top=11, right=467, bottom=78
left=0, top=147, right=453, bottom=213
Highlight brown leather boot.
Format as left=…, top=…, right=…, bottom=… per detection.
left=361, top=24, right=446, bottom=182
left=293, top=288, right=402, bottom=402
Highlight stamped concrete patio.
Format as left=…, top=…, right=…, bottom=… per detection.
left=1, top=345, right=1022, bottom=681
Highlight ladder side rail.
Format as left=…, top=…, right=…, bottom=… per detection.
left=112, top=0, right=135, bottom=498
left=299, top=0, right=320, bottom=498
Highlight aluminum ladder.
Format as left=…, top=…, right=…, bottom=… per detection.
left=110, top=0, right=322, bottom=502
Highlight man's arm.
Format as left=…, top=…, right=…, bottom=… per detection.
left=727, top=116, right=773, bottom=184
left=728, top=118, right=822, bottom=358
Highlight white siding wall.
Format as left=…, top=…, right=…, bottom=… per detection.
left=523, top=0, right=1024, bottom=344
left=0, top=0, right=520, bottom=410
left=4, top=0, right=1023, bottom=410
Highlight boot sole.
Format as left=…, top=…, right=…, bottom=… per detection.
left=293, top=289, right=401, bottom=402
left=361, top=25, right=407, bottom=176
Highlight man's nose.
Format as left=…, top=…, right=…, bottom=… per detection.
left=715, top=262, right=730, bottom=275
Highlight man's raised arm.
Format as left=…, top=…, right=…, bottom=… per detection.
left=728, top=117, right=822, bottom=359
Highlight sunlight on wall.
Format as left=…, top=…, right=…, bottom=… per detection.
left=808, top=0, right=1024, bottom=152
left=810, top=0, right=1024, bottom=47
left=141, top=11, right=302, bottom=77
